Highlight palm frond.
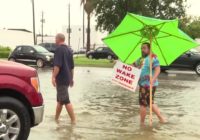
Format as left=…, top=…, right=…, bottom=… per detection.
left=80, top=0, right=85, bottom=5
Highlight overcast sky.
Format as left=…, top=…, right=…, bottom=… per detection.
left=0, top=0, right=199, bottom=35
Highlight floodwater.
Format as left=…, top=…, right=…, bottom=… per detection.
left=29, top=67, right=200, bottom=140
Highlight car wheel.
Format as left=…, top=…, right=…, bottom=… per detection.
left=161, top=67, right=169, bottom=73
left=161, top=69, right=167, bottom=73
left=107, top=55, right=113, bottom=60
left=36, top=59, right=44, bottom=68
left=9, top=58, right=16, bottom=62
left=195, top=63, right=200, bottom=75
left=0, top=97, right=31, bottom=140
left=88, top=55, right=93, bottom=59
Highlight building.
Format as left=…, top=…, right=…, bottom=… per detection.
left=0, top=26, right=107, bottom=51
left=37, top=35, right=55, bottom=44
left=0, top=29, right=33, bottom=50
left=0, top=29, right=55, bottom=50
left=196, top=39, right=200, bottom=51
left=1, top=27, right=199, bottom=52
left=62, top=25, right=107, bottom=51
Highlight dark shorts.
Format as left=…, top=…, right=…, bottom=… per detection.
left=139, top=86, right=156, bottom=107
left=56, top=84, right=70, bottom=105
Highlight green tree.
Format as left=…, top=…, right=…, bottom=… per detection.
left=81, top=0, right=96, bottom=52
left=180, top=16, right=200, bottom=39
left=147, top=0, right=186, bottom=19
left=94, top=0, right=187, bottom=33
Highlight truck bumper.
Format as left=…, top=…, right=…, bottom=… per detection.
left=32, top=105, right=44, bottom=125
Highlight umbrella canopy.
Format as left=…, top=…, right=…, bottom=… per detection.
left=103, top=13, right=199, bottom=66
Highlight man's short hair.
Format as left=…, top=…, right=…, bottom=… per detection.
left=142, top=42, right=151, bottom=49
left=56, top=33, right=65, bottom=41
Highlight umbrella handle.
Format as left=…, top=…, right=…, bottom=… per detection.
left=149, top=34, right=153, bottom=127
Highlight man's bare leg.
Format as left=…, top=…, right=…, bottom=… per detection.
left=65, top=103, right=76, bottom=124
left=55, top=102, right=63, bottom=121
left=152, top=104, right=166, bottom=123
left=140, top=105, right=146, bottom=126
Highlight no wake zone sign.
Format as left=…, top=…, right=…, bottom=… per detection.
left=112, top=61, right=141, bottom=92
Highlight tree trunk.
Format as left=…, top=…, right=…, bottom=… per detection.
left=83, top=6, right=85, bottom=49
left=86, top=13, right=91, bottom=52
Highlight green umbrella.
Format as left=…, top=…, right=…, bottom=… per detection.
left=103, top=13, right=199, bottom=126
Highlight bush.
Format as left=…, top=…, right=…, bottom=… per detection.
left=0, top=52, right=10, bottom=58
left=0, top=46, right=11, bottom=58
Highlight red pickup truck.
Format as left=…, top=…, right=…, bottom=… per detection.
left=0, top=60, right=44, bottom=140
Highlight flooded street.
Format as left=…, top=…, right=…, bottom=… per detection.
left=29, top=67, right=200, bottom=140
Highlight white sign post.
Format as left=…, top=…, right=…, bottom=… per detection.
left=112, top=61, right=141, bottom=92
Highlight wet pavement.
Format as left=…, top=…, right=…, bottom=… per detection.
left=29, top=67, right=200, bottom=140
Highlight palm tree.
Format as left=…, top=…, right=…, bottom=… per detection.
left=80, top=0, right=85, bottom=4
left=81, top=0, right=85, bottom=50
left=81, top=0, right=95, bottom=52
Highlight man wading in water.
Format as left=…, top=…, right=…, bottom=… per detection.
left=134, top=42, right=166, bottom=126
left=52, top=33, right=76, bottom=124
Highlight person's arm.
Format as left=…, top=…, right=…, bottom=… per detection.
left=71, top=69, right=74, bottom=80
left=152, top=66, right=160, bottom=82
left=52, top=66, right=60, bottom=87
left=151, top=56, right=160, bottom=84
left=52, top=48, right=63, bottom=87
left=69, top=51, right=75, bottom=87
left=133, top=59, right=140, bottom=68
left=69, top=69, right=74, bottom=87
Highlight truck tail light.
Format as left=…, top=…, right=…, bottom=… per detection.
left=31, top=77, right=40, bottom=93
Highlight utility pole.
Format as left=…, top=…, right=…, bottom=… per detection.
left=67, top=1, right=71, bottom=47
left=31, top=0, right=36, bottom=45
left=83, top=3, right=85, bottom=49
left=40, top=11, right=45, bottom=43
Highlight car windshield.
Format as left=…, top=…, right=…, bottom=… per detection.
left=96, top=47, right=103, bottom=51
left=34, top=46, right=49, bottom=53
left=190, top=49, right=199, bottom=53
